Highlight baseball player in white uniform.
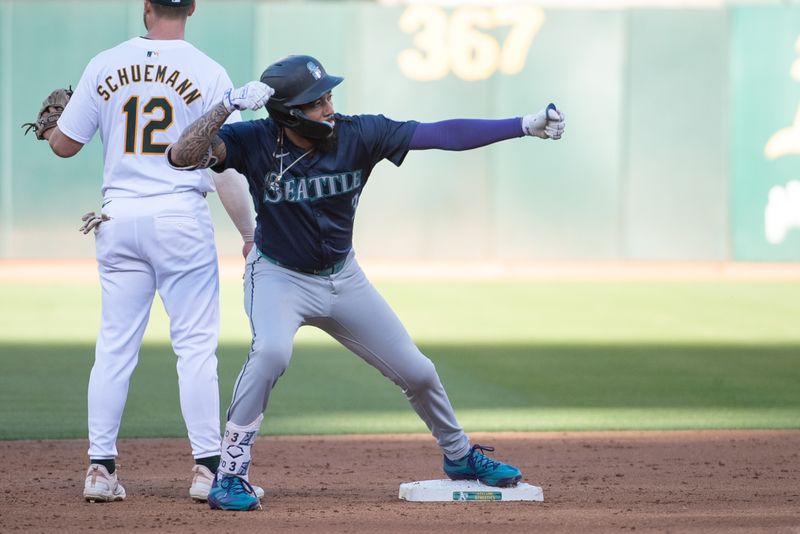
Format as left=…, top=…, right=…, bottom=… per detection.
left=30, top=0, right=259, bottom=503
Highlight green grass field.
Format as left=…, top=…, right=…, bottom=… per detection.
left=1, top=280, right=799, bottom=440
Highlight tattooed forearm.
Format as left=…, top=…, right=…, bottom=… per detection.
left=211, top=135, right=227, bottom=164
left=170, top=103, right=231, bottom=167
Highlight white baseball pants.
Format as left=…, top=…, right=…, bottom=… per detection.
left=87, top=191, right=220, bottom=460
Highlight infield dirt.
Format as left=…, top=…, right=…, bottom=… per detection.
left=1, top=430, right=798, bottom=533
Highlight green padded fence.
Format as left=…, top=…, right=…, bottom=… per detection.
left=1, top=1, right=798, bottom=261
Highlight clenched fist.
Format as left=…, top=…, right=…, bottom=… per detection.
left=522, top=103, right=566, bottom=140
left=223, top=81, right=274, bottom=113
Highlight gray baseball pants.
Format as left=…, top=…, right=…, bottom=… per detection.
left=226, top=248, right=471, bottom=460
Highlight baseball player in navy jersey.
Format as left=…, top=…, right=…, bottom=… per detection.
left=28, top=0, right=264, bottom=504
left=168, top=54, right=565, bottom=511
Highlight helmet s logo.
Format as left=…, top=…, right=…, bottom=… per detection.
left=307, top=62, right=323, bottom=80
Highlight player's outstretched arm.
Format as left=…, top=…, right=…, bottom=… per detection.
left=168, top=81, right=274, bottom=170
left=409, top=103, right=566, bottom=151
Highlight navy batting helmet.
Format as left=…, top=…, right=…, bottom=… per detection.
left=261, top=55, right=344, bottom=139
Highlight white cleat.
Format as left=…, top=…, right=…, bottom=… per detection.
left=83, top=464, right=126, bottom=503
left=190, top=465, right=264, bottom=502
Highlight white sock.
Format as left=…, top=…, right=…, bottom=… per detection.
left=219, top=414, right=263, bottom=479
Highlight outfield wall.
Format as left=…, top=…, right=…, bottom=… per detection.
left=0, top=1, right=798, bottom=261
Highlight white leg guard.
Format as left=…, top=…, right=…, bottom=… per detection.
left=219, top=414, right=263, bottom=479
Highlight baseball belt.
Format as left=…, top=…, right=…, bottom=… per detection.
left=257, top=249, right=346, bottom=277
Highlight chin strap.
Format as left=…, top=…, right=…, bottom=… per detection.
left=288, top=108, right=334, bottom=139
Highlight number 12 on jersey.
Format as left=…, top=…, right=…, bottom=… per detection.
left=122, top=96, right=174, bottom=154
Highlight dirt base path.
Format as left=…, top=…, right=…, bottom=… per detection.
left=2, top=430, right=798, bottom=533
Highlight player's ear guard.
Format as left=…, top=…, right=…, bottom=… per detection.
left=288, top=108, right=334, bottom=139
left=265, top=99, right=335, bottom=140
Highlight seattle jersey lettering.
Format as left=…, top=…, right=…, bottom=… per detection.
left=96, top=64, right=201, bottom=105
left=263, top=170, right=362, bottom=203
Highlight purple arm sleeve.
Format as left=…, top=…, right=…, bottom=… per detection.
left=408, top=118, right=524, bottom=151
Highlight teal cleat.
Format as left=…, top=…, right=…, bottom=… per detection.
left=208, top=474, right=262, bottom=511
left=443, top=444, right=522, bottom=487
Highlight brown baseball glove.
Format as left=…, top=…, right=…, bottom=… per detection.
left=22, top=87, right=73, bottom=140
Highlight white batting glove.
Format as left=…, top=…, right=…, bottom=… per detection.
left=222, top=81, right=274, bottom=113
left=79, top=211, right=110, bottom=235
left=522, top=103, right=566, bottom=140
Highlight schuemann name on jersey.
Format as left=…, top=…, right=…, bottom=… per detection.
left=96, top=64, right=201, bottom=104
